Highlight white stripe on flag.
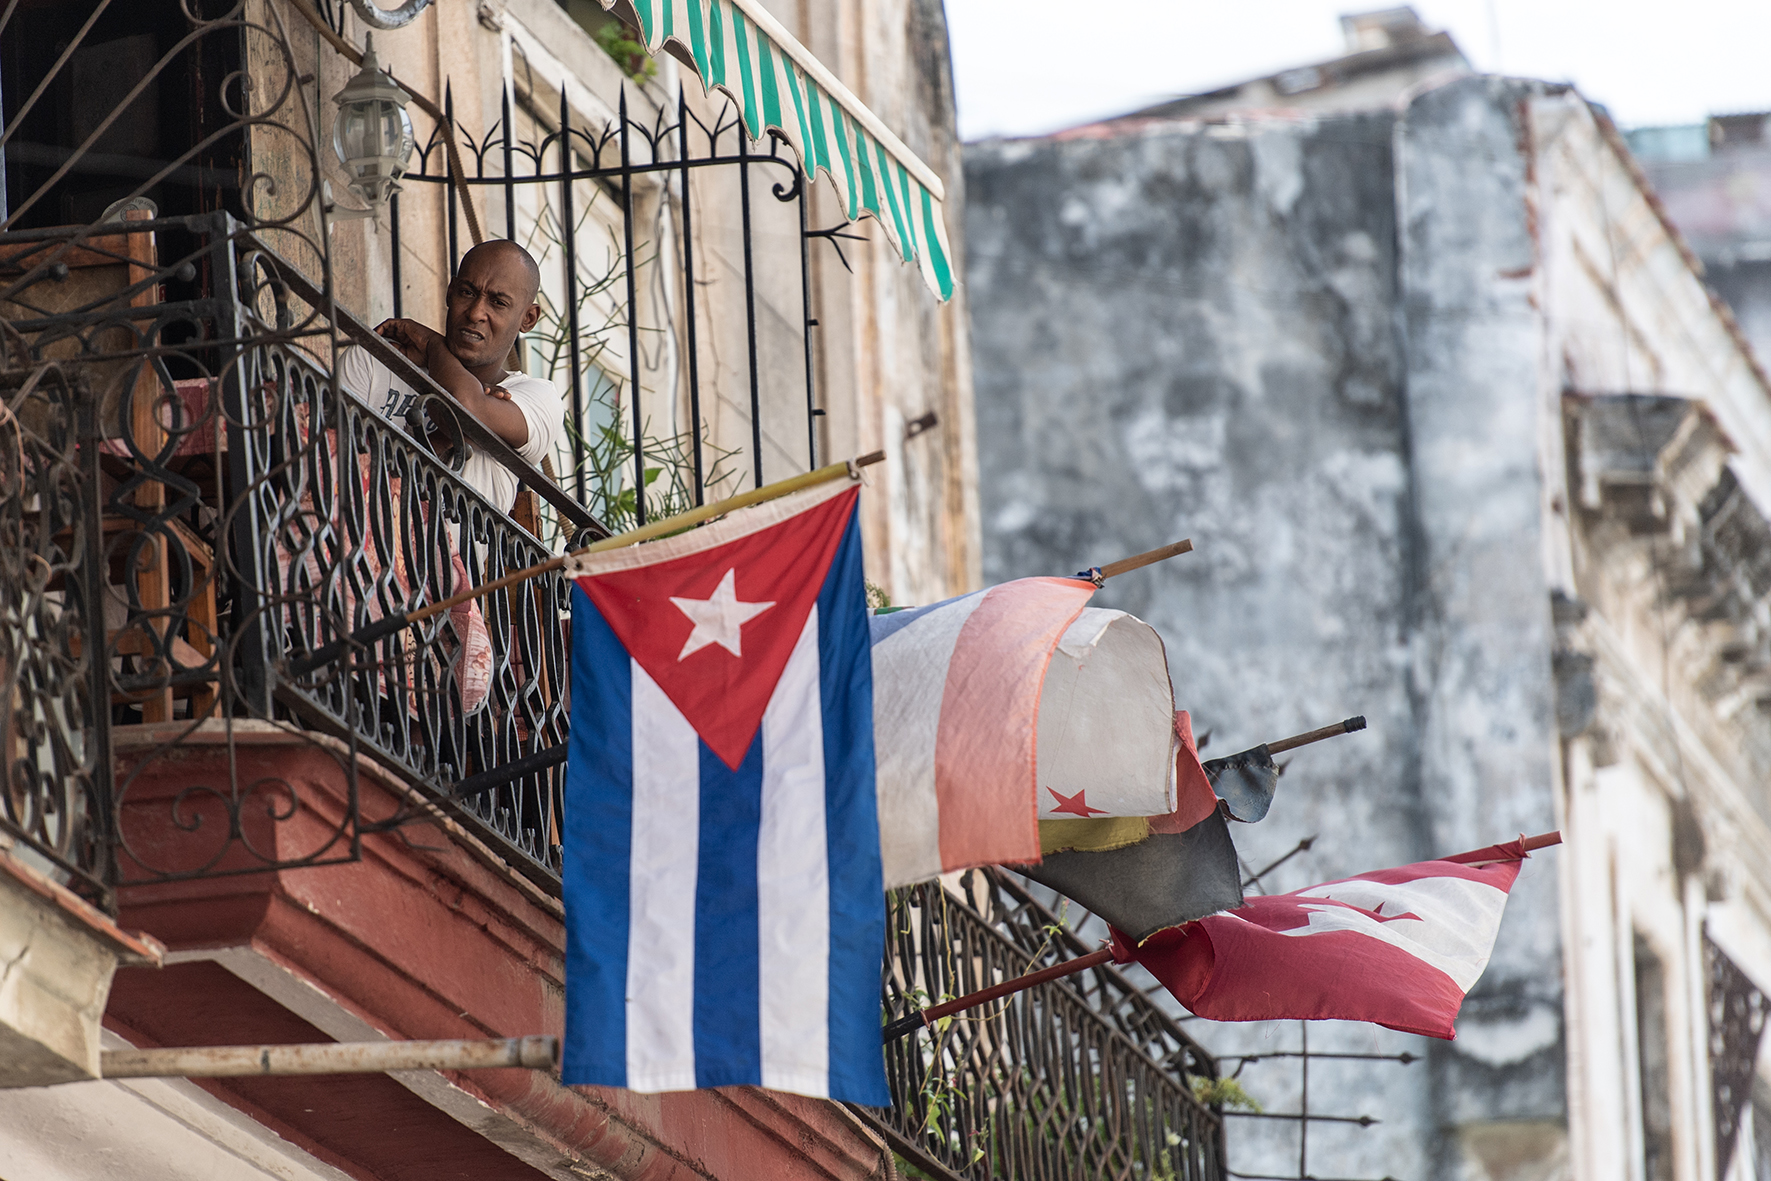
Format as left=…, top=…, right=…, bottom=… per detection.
left=1285, top=875, right=1511, bottom=992
left=626, top=659, right=702, bottom=1091
left=757, top=607, right=830, bottom=1094
left=871, top=591, right=986, bottom=888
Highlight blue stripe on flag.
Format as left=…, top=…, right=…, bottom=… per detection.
left=866, top=590, right=971, bottom=646
left=562, top=586, right=634, bottom=1086
left=692, top=733, right=765, bottom=1086
left=818, top=510, right=890, bottom=1105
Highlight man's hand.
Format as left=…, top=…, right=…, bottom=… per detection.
left=374, top=317, right=530, bottom=454
left=375, top=318, right=444, bottom=366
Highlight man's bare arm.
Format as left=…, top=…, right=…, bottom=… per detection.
left=375, top=318, right=529, bottom=449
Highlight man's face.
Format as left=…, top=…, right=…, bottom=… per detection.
left=444, top=251, right=540, bottom=370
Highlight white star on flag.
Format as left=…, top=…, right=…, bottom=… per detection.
left=670, top=568, right=776, bottom=660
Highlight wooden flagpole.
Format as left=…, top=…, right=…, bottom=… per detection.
left=1265, top=715, right=1366, bottom=755
left=882, top=829, right=1564, bottom=1044
left=288, top=451, right=885, bottom=678
left=1096, top=538, right=1193, bottom=580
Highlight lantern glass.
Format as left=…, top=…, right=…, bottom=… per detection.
left=333, top=96, right=414, bottom=186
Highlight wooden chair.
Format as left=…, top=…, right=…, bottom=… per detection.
left=3, top=212, right=220, bottom=722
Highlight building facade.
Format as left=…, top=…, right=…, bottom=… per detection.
left=1629, top=112, right=1771, bottom=412
left=0, top=3, right=1231, bottom=1180
left=967, top=59, right=1771, bottom=1181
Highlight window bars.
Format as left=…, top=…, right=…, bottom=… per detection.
left=394, top=76, right=843, bottom=522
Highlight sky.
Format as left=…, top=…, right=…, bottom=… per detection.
left=945, top=0, right=1771, bottom=142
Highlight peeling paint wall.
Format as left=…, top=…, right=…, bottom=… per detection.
left=966, top=105, right=1473, bottom=1179
left=1395, top=80, right=1567, bottom=1171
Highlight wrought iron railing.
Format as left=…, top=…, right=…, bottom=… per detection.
left=0, top=362, right=110, bottom=899
left=872, top=869, right=1226, bottom=1181
left=0, top=208, right=599, bottom=900
left=238, top=241, right=592, bottom=883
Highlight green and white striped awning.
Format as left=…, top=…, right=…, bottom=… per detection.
left=606, top=0, right=955, bottom=301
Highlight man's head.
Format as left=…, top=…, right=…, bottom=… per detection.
left=444, top=239, right=542, bottom=373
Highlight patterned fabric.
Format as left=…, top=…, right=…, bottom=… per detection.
left=606, top=0, right=955, bottom=300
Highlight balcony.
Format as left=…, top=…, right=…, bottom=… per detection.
left=0, top=212, right=583, bottom=901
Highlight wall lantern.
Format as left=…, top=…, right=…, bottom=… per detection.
left=328, top=34, right=414, bottom=221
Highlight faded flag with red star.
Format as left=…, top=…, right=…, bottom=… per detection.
left=869, top=590, right=1180, bottom=888
left=559, top=479, right=887, bottom=1104
left=1111, top=839, right=1537, bottom=1038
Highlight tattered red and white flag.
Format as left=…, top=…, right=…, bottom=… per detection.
left=1111, top=839, right=1539, bottom=1039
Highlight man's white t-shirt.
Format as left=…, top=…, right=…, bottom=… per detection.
left=336, top=345, right=563, bottom=514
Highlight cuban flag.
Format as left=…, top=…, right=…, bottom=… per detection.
left=560, top=480, right=887, bottom=1104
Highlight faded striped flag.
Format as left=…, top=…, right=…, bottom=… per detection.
left=870, top=584, right=1179, bottom=887
left=1115, top=840, right=1536, bottom=1038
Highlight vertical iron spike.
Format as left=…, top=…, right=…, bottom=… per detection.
left=796, top=159, right=816, bottom=470
left=389, top=192, right=402, bottom=318
left=560, top=82, right=585, bottom=504
left=1299, top=1019, right=1310, bottom=1178
left=678, top=85, right=705, bottom=505
left=619, top=85, right=646, bottom=524
left=445, top=82, right=459, bottom=275
left=501, top=79, right=516, bottom=242
left=738, top=127, right=762, bottom=489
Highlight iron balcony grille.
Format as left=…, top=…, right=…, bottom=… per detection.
left=0, top=223, right=1228, bottom=1181
left=873, top=869, right=1226, bottom=1181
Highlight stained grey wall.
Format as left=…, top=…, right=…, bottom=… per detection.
left=966, top=77, right=1564, bottom=1178
left=1394, top=77, right=1565, bottom=1174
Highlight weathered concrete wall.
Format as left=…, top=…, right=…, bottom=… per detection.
left=967, top=83, right=1567, bottom=1178
left=1395, top=75, right=1566, bottom=1172
left=970, top=109, right=1441, bottom=1178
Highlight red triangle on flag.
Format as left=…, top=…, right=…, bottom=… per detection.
left=573, top=487, right=858, bottom=768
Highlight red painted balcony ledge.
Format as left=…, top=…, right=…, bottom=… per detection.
left=105, top=721, right=896, bottom=1181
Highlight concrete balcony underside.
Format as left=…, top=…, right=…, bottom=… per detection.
left=106, top=724, right=892, bottom=1181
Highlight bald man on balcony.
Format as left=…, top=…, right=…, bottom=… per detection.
left=337, top=239, right=563, bottom=514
